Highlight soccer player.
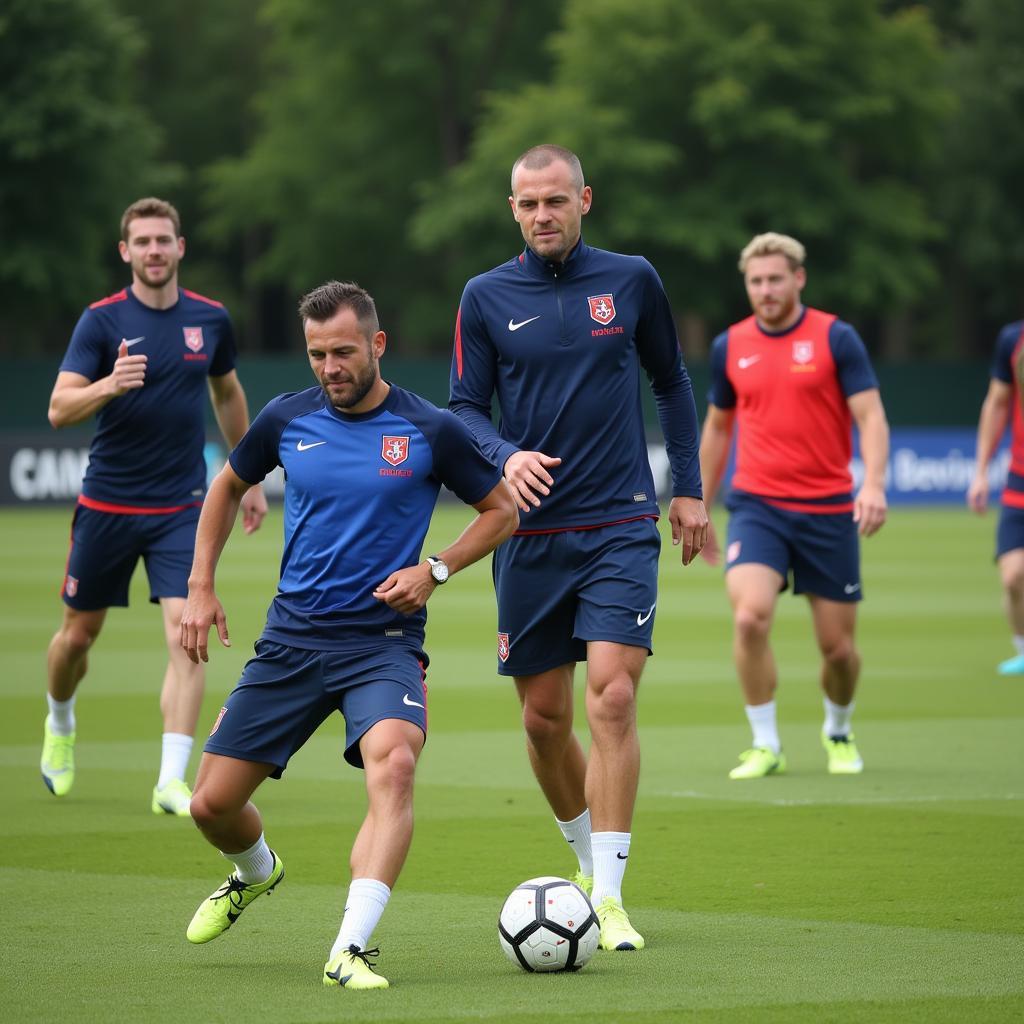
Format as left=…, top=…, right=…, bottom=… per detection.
left=699, top=232, right=889, bottom=779
left=967, top=319, right=1024, bottom=674
left=449, top=145, right=707, bottom=951
left=40, top=197, right=266, bottom=813
left=181, top=280, right=516, bottom=990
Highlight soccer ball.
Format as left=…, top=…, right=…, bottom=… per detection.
left=498, top=876, right=600, bottom=972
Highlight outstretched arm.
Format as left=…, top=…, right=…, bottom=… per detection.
left=181, top=462, right=253, bottom=662
left=968, top=378, right=1012, bottom=515
left=373, top=480, right=519, bottom=614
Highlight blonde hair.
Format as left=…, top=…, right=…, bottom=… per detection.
left=738, top=232, right=805, bottom=273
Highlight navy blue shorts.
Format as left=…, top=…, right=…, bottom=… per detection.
left=492, top=517, right=661, bottom=676
left=724, top=493, right=861, bottom=602
left=996, top=503, right=1024, bottom=558
left=204, top=638, right=429, bottom=775
left=61, top=504, right=200, bottom=610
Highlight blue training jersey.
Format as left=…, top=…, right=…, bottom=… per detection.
left=229, top=383, right=502, bottom=650
left=59, top=287, right=237, bottom=508
left=449, top=239, right=702, bottom=533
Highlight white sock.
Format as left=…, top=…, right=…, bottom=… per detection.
left=745, top=701, right=780, bottom=753
left=590, top=831, right=631, bottom=906
left=228, top=833, right=275, bottom=884
left=556, top=808, right=593, bottom=876
left=823, top=696, right=855, bottom=738
left=157, top=732, right=193, bottom=789
left=331, top=878, right=391, bottom=956
left=1013, top=635, right=1024, bottom=656
left=46, top=694, right=76, bottom=736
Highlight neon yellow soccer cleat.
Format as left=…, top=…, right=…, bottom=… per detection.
left=728, top=747, right=786, bottom=780
left=41, top=723, right=75, bottom=797
left=571, top=870, right=594, bottom=897
left=595, top=897, right=645, bottom=951
left=186, top=853, right=284, bottom=943
left=822, top=732, right=864, bottom=774
left=323, top=945, right=389, bottom=989
left=152, top=778, right=192, bottom=816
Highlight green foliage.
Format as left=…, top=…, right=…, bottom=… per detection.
left=204, top=0, right=554, bottom=350
left=0, top=0, right=175, bottom=342
left=414, top=0, right=954, bottom=340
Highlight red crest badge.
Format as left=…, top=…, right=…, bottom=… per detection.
left=497, top=632, right=510, bottom=663
left=792, top=340, right=814, bottom=364
left=587, top=294, right=616, bottom=325
left=64, top=575, right=78, bottom=598
left=183, top=327, right=205, bottom=352
left=381, top=435, right=410, bottom=466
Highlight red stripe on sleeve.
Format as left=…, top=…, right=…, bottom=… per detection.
left=454, top=306, right=463, bottom=380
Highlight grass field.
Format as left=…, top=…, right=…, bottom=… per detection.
left=2, top=505, right=1022, bottom=1023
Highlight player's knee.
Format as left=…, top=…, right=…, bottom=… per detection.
left=734, top=606, right=771, bottom=646
left=59, top=621, right=101, bottom=658
left=820, top=636, right=857, bottom=668
left=522, top=702, right=571, bottom=747
left=588, top=676, right=636, bottom=726
left=1001, top=562, right=1024, bottom=597
left=374, top=743, right=417, bottom=797
left=189, top=786, right=238, bottom=828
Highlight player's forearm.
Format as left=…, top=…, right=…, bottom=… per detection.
left=48, top=379, right=117, bottom=428
left=698, top=422, right=732, bottom=507
left=652, top=372, right=702, bottom=498
left=434, top=496, right=518, bottom=576
left=857, top=408, right=890, bottom=489
left=974, top=395, right=1010, bottom=471
left=188, top=469, right=246, bottom=589
left=211, top=385, right=252, bottom=450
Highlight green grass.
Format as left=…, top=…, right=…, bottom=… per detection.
left=1, top=505, right=1021, bottom=1023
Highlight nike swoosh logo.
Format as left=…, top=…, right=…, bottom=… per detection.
left=636, top=604, right=656, bottom=626
left=844, top=583, right=861, bottom=594
left=122, top=336, right=145, bottom=347
left=616, top=852, right=628, bottom=860
left=737, top=355, right=761, bottom=369
left=403, top=693, right=425, bottom=709
left=508, top=316, right=541, bottom=332
left=296, top=440, right=326, bottom=451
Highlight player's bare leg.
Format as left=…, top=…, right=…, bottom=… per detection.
left=325, top=719, right=424, bottom=990
left=584, top=641, right=646, bottom=950
left=152, top=597, right=205, bottom=813
left=187, top=753, right=282, bottom=943
left=996, top=550, right=1024, bottom=673
left=41, top=606, right=106, bottom=795
left=190, top=752, right=275, bottom=852
left=725, top=565, right=785, bottom=778
left=809, top=595, right=864, bottom=773
left=516, top=665, right=587, bottom=821
left=47, top=605, right=106, bottom=701
left=159, top=597, right=205, bottom=735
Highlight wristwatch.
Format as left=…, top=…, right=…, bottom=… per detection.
left=426, top=555, right=449, bottom=585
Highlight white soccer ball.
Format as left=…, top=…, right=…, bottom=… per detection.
left=498, top=875, right=600, bottom=972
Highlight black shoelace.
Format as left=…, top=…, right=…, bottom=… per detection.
left=347, top=945, right=380, bottom=968
left=211, top=875, right=250, bottom=908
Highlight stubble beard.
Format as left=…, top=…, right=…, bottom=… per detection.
left=322, top=364, right=377, bottom=411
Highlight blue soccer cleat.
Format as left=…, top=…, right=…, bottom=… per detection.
left=997, top=654, right=1024, bottom=675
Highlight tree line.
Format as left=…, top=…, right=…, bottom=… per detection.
left=2, top=0, right=1022, bottom=361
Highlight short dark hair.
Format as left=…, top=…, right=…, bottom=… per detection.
left=511, top=145, right=585, bottom=194
left=297, top=280, right=380, bottom=337
left=121, top=197, right=181, bottom=240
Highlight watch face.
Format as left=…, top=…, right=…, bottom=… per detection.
left=430, top=559, right=449, bottom=583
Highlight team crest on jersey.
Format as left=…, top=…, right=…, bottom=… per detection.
left=64, top=575, right=78, bottom=598
left=210, top=706, right=228, bottom=736
left=587, top=294, right=616, bottom=325
left=497, top=632, right=510, bottom=663
left=381, top=435, right=410, bottom=466
left=183, top=327, right=205, bottom=352
left=792, top=340, right=814, bottom=364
